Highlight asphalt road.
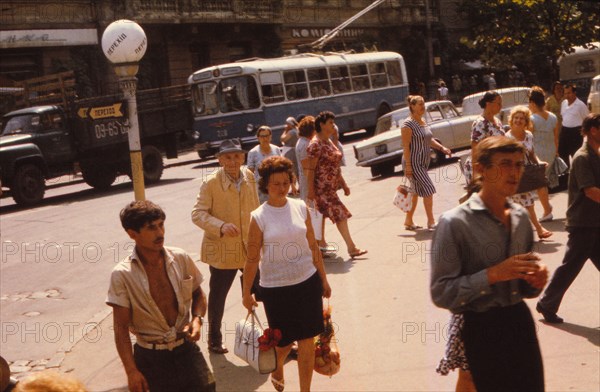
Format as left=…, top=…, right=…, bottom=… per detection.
left=1, top=135, right=598, bottom=391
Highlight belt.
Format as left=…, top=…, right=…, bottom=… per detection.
left=136, top=338, right=186, bottom=351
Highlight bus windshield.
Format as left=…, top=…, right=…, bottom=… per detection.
left=192, top=75, right=260, bottom=116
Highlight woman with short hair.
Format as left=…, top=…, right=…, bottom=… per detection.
left=243, top=156, right=331, bottom=392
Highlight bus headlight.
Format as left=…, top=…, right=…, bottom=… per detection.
left=246, top=124, right=254, bottom=133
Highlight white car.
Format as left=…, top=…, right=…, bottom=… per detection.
left=461, top=86, right=530, bottom=123
left=353, top=100, right=475, bottom=177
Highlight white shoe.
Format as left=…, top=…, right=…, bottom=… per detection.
left=539, top=212, right=553, bottom=222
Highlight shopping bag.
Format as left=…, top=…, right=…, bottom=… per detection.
left=548, top=157, right=568, bottom=189
left=516, top=163, right=548, bottom=193
left=314, top=300, right=341, bottom=377
left=308, top=201, right=324, bottom=241
left=234, top=311, right=277, bottom=374
left=393, top=180, right=413, bottom=213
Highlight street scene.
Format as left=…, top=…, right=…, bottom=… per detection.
left=1, top=0, right=600, bottom=391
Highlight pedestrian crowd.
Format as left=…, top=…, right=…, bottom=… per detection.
left=1, top=79, right=580, bottom=392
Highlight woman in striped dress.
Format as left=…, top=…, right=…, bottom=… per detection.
left=399, top=95, right=451, bottom=231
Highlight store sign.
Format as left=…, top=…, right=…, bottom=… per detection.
left=291, top=28, right=365, bottom=39
left=0, top=29, right=98, bottom=48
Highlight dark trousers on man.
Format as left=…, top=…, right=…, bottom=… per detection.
left=558, top=126, right=583, bottom=168
left=207, top=266, right=260, bottom=346
left=538, top=227, right=600, bottom=314
left=463, top=302, right=544, bottom=392
left=134, top=341, right=215, bottom=391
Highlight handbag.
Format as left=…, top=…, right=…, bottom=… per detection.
left=547, top=156, right=568, bottom=189
left=308, top=201, right=324, bottom=241
left=516, top=153, right=549, bottom=194
left=393, top=179, right=413, bottom=213
left=234, top=311, right=277, bottom=374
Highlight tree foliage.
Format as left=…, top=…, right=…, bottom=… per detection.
left=457, top=0, right=600, bottom=80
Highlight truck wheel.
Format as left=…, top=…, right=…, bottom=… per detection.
left=12, top=164, right=45, bottom=205
left=82, top=166, right=117, bottom=189
left=142, top=145, right=164, bottom=183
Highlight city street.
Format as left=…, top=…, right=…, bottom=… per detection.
left=1, top=138, right=598, bottom=391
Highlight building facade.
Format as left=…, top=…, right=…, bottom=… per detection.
left=1, top=0, right=455, bottom=97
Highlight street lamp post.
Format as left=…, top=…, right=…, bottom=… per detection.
left=101, top=20, right=148, bottom=201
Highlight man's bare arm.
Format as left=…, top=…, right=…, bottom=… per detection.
left=111, top=305, right=149, bottom=392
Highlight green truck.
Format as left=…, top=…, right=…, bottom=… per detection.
left=0, top=80, right=192, bottom=206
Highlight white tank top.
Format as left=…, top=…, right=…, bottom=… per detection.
left=251, top=198, right=316, bottom=288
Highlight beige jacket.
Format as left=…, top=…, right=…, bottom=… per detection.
left=191, top=167, right=259, bottom=269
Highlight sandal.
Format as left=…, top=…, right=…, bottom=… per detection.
left=427, top=222, right=438, bottom=232
left=537, top=230, right=553, bottom=240
left=271, top=375, right=285, bottom=392
left=208, top=343, right=228, bottom=354
left=349, top=248, right=368, bottom=259
left=404, top=224, right=422, bottom=231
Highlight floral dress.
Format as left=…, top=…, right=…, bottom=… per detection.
left=507, top=130, right=536, bottom=208
left=463, top=116, right=505, bottom=184
left=307, top=137, right=351, bottom=223
left=436, top=313, right=469, bottom=375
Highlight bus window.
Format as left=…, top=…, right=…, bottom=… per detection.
left=192, top=82, right=219, bottom=115
left=386, top=60, right=403, bottom=85
left=350, top=64, right=370, bottom=91
left=369, top=62, right=388, bottom=88
left=219, top=76, right=259, bottom=113
left=260, top=71, right=285, bottom=104
left=284, top=70, right=309, bottom=100
left=576, top=60, right=596, bottom=74
left=330, top=66, right=350, bottom=94
left=307, top=68, right=330, bottom=97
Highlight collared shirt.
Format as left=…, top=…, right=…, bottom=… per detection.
left=567, top=141, right=600, bottom=228
left=430, top=194, right=541, bottom=314
left=561, top=98, right=589, bottom=128
left=106, top=246, right=203, bottom=344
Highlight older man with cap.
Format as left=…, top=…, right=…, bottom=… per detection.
left=191, top=139, right=259, bottom=354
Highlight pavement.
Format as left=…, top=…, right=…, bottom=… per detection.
left=5, top=147, right=599, bottom=391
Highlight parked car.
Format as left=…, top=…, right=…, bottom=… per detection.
left=353, top=100, right=475, bottom=177
left=461, top=87, right=530, bottom=123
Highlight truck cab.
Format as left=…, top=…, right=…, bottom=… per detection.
left=0, top=106, right=77, bottom=205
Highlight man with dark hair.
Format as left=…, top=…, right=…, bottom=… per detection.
left=537, top=113, right=600, bottom=323
left=107, top=200, right=210, bottom=392
left=559, top=84, right=590, bottom=168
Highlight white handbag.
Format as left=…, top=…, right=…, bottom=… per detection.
left=308, top=201, right=324, bottom=241
left=393, top=179, right=413, bottom=213
left=234, top=311, right=277, bottom=374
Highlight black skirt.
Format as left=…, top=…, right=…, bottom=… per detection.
left=260, top=272, right=324, bottom=347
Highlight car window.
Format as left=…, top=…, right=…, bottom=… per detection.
left=427, top=106, right=444, bottom=122
left=439, top=103, right=458, bottom=119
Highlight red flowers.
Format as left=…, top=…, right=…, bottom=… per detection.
left=314, top=304, right=341, bottom=376
left=258, top=328, right=282, bottom=351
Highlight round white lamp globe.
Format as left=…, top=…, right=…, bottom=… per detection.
left=101, top=19, right=147, bottom=64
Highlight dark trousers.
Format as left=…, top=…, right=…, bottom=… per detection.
left=207, top=267, right=260, bottom=345
left=558, top=126, right=583, bottom=169
left=539, top=227, right=600, bottom=313
left=463, top=302, right=544, bottom=392
left=134, top=341, right=214, bottom=392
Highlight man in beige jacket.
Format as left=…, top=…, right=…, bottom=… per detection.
left=191, top=139, right=259, bottom=354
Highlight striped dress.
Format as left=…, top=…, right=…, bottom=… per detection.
left=401, top=117, right=436, bottom=197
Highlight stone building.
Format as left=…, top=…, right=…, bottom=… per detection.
left=0, top=0, right=457, bottom=96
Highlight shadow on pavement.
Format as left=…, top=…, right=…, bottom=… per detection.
left=207, top=352, right=268, bottom=391
left=323, top=258, right=355, bottom=274
left=542, top=322, right=600, bottom=347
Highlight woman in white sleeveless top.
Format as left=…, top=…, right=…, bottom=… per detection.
left=243, top=156, right=331, bottom=392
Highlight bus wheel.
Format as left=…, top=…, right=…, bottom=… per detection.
left=142, top=145, right=164, bottom=183
left=197, top=150, right=211, bottom=161
left=12, top=164, right=45, bottom=205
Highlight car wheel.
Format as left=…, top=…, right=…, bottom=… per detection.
left=82, top=165, right=117, bottom=189
left=370, top=163, right=394, bottom=178
left=12, top=164, right=45, bottom=205
left=197, top=150, right=211, bottom=161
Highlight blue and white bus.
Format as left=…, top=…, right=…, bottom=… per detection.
left=187, top=51, right=408, bottom=158
left=559, top=42, right=600, bottom=101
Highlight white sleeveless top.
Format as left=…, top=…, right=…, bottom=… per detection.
left=251, top=198, right=316, bottom=288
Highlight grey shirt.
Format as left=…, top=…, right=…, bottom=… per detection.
left=430, top=194, right=541, bottom=314
left=566, top=141, right=600, bottom=228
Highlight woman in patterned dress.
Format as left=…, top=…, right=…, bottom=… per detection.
left=529, top=86, right=558, bottom=221
left=506, top=106, right=552, bottom=240
left=463, top=91, right=505, bottom=186
left=305, top=111, right=367, bottom=259
left=399, top=95, right=451, bottom=231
